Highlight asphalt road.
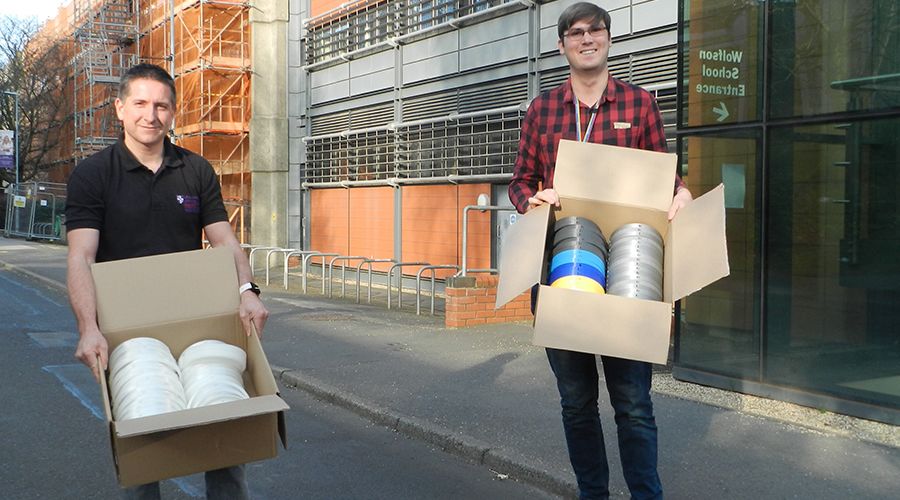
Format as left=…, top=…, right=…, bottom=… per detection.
left=0, top=265, right=556, bottom=500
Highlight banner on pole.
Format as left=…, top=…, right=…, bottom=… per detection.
left=0, top=130, right=14, bottom=170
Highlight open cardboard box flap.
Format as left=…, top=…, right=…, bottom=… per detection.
left=554, top=140, right=677, bottom=212
left=669, top=183, right=730, bottom=301
left=92, top=247, right=240, bottom=332
left=495, top=203, right=551, bottom=308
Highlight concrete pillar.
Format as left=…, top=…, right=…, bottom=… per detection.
left=250, top=0, right=289, bottom=247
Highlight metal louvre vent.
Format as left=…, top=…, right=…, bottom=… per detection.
left=458, top=77, right=527, bottom=113
left=402, top=90, right=458, bottom=122
left=625, top=48, right=677, bottom=88
left=303, top=106, right=524, bottom=185
left=393, top=107, right=523, bottom=178
left=310, top=111, right=351, bottom=136
left=306, top=0, right=519, bottom=66
left=539, top=67, right=568, bottom=93
left=349, top=102, right=395, bottom=129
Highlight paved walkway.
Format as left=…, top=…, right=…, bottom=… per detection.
left=1, top=236, right=897, bottom=499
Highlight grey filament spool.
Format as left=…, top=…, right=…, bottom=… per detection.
left=606, top=223, right=664, bottom=301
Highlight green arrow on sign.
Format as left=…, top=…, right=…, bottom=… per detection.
left=713, top=101, right=730, bottom=122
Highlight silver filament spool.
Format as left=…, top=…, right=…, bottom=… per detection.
left=606, top=223, right=664, bottom=301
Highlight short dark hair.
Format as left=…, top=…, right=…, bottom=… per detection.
left=557, top=2, right=611, bottom=40
left=118, top=63, right=176, bottom=105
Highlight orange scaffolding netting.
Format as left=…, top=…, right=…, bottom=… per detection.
left=34, top=0, right=253, bottom=241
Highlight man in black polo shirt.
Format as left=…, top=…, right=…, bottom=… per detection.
left=65, top=63, right=267, bottom=499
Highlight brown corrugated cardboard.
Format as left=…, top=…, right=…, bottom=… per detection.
left=496, top=140, right=730, bottom=364
left=92, top=247, right=288, bottom=487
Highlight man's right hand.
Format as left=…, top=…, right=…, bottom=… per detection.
left=75, top=327, right=108, bottom=383
left=526, top=188, right=560, bottom=212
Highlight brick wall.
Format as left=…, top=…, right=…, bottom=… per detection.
left=445, top=275, right=533, bottom=328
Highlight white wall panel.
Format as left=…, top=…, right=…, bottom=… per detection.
left=610, top=7, right=632, bottom=37
left=403, top=52, right=459, bottom=84
left=459, top=11, right=528, bottom=49
left=404, top=31, right=459, bottom=63
left=311, top=80, right=350, bottom=103
left=632, top=0, right=677, bottom=33
left=459, top=34, right=529, bottom=72
left=540, top=26, right=561, bottom=54
left=310, top=62, right=349, bottom=89
left=350, top=50, right=395, bottom=76
left=350, top=68, right=395, bottom=94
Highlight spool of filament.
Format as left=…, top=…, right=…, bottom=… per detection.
left=548, top=216, right=609, bottom=295
left=606, top=223, right=664, bottom=301
left=549, top=261, right=607, bottom=290
left=550, top=275, right=606, bottom=295
left=550, top=249, right=607, bottom=277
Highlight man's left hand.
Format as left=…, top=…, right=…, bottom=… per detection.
left=239, top=291, right=269, bottom=337
left=667, top=187, right=693, bottom=220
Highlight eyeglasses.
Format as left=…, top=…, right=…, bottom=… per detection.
left=564, top=26, right=607, bottom=41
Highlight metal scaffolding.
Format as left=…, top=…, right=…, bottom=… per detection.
left=71, top=0, right=139, bottom=162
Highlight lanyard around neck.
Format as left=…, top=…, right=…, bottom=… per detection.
left=574, top=95, right=600, bottom=143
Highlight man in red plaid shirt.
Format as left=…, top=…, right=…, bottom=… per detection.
left=508, top=3, right=692, bottom=499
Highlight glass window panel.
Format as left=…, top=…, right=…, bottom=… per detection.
left=677, top=130, right=761, bottom=378
left=770, top=0, right=900, bottom=118
left=765, top=117, right=900, bottom=409
left=680, top=0, right=763, bottom=127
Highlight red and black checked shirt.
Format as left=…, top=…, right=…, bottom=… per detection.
left=508, top=76, right=685, bottom=214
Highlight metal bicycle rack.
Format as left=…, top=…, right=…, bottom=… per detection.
left=248, top=246, right=281, bottom=276
left=355, top=258, right=396, bottom=304
left=327, top=255, right=368, bottom=298
left=264, top=247, right=298, bottom=285
left=282, top=250, right=322, bottom=290
left=387, top=262, right=429, bottom=309
left=416, top=264, right=459, bottom=315
left=302, top=252, right=340, bottom=293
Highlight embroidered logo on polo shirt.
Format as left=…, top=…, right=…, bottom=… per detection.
left=176, top=194, right=200, bottom=214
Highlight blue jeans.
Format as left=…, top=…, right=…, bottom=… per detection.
left=122, top=465, right=249, bottom=500
left=546, top=348, right=662, bottom=500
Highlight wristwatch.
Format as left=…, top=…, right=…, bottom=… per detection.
left=239, top=282, right=261, bottom=296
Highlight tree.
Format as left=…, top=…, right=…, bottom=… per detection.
left=0, top=15, right=74, bottom=185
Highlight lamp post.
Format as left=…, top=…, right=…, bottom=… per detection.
left=2, top=90, right=20, bottom=185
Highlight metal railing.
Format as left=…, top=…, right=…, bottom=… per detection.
left=3, top=182, right=67, bottom=241
left=283, top=250, right=324, bottom=290
left=355, top=258, right=396, bottom=303
left=327, top=255, right=369, bottom=298
left=416, top=264, right=458, bottom=315
left=387, top=261, right=430, bottom=309
left=302, top=252, right=341, bottom=293
left=459, top=203, right=515, bottom=276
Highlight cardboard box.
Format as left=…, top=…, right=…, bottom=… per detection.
left=496, top=140, right=730, bottom=364
left=91, top=247, right=288, bottom=487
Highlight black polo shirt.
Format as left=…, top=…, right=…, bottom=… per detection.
left=66, top=137, right=228, bottom=262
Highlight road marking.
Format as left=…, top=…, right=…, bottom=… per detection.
left=43, top=364, right=204, bottom=497
left=42, top=364, right=104, bottom=420
left=28, top=331, right=78, bottom=348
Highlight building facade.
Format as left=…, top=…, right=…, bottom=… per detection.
left=287, top=0, right=680, bottom=275
left=281, top=0, right=899, bottom=424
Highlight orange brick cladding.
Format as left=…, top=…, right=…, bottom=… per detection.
left=444, top=275, right=533, bottom=328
